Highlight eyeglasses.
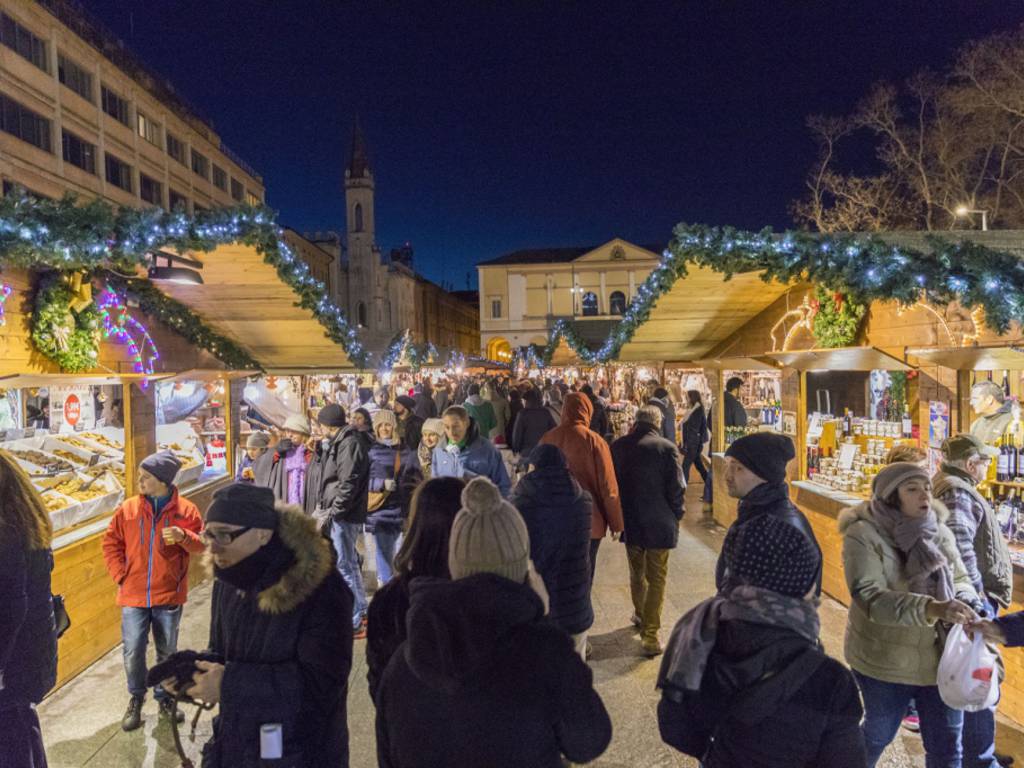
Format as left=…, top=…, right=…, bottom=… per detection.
left=200, top=526, right=252, bottom=546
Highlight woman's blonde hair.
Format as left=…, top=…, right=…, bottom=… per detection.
left=884, top=444, right=926, bottom=465
left=0, top=449, right=53, bottom=550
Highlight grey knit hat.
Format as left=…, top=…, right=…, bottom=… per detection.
left=422, top=417, right=445, bottom=437
left=448, top=477, right=530, bottom=582
left=246, top=431, right=271, bottom=450
left=372, top=408, right=398, bottom=431
left=872, top=461, right=930, bottom=500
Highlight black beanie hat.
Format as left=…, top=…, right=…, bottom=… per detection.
left=726, top=514, right=820, bottom=598
left=395, top=395, right=417, bottom=411
left=140, top=450, right=181, bottom=487
left=317, top=403, right=347, bottom=427
left=206, top=483, right=278, bottom=529
left=725, top=432, right=795, bottom=484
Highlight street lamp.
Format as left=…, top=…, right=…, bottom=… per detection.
left=955, top=205, right=989, bottom=231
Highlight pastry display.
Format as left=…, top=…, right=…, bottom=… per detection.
left=79, top=432, right=123, bottom=450
left=50, top=449, right=87, bottom=466
left=9, top=449, right=74, bottom=474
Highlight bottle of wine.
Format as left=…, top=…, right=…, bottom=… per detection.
left=1011, top=437, right=1020, bottom=482
left=999, top=435, right=1010, bottom=482
left=1004, top=370, right=1012, bottom=398
left=901, top=409, right=912, bottom=439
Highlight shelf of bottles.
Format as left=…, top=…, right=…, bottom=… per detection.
left=723, top=370, right=783, bottom=446
left=982, top=427, right=1024, bottom=567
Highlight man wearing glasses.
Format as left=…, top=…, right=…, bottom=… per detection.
left=181, top=483, right=354, bottom=767
left=102, top=450, right=204, bottom=732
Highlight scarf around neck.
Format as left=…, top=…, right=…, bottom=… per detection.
left=869, top=497, right=953, bottom=601
left=215, top=532, right=294, bottom=593
left=658, top=585, right=820, bottom=693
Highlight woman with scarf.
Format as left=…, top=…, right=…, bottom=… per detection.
left=839, top=462, right=981, bottom=767
left=658, top=513, right=864, bottom=767
left=417, top=418, right=445, bottom=480
left=366, top=410, right=418, bottom=586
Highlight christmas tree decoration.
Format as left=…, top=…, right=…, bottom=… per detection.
left=96, top=287, right=160, bottom=377
left=811, top=285, right=866, bottom=348
left=31, top=272, right=101, bottom=373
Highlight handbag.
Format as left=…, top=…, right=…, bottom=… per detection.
left=53, top=593, right=71, bottom=638
left=367, top=451, right=402, bottom=513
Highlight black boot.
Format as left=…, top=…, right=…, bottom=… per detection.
left=159, top=698, right=185, bottom=724
left=122, top=695, right=144, bottom=731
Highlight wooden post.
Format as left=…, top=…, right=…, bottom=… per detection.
left=956, top=369, right=972, bottom=433
left=797, top=370, right=808, bottom=480
left=710, top=368, right=726, bottom=454
left=123, top=380, right=157, bottom=494
left=225, top=376, right=243, bottom=478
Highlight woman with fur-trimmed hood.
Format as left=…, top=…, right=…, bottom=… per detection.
left=838, top=462, right=980, bottom=768
left=183, top=483, right=354, bottom=768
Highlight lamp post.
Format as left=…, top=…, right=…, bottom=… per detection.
left=955, top=205, right=989, bottom=231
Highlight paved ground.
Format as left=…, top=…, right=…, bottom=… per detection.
left=38, top=482, right=1020, bottom=767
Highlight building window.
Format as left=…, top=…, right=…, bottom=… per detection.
left=101, top=86, right=131, bottom=126
left=245, top=190, right=260, bottom=206
left=212, top=164, right=227, bottom=190
left=0, top=94, right=52, bottom=152
left=490, top=297, right=502, bottom=319
left=58, top=53, right=93, bottom=102
left=354, top=202, right=363, bottom=232
left=166, top=132, right=186, bottom=165
left=230, top=177, right=243, bottom=201
left=190, top=149, right=209, bottom=179
left=609, top=290, right=626, bottom=315
left=356, top=301, right=367, bottom=328
left=137, top=111, right=160, bottom=146
left=104, top=153, right=132, bottom=192
left=61, top=130, right=95, bottom=173
left=581, top=291, right=598, bottom=316
left=139, top=173, right=162, bottom=206
left=169, top=189, right=188, bottom=211
left=1, top=13, right=48, bottom=72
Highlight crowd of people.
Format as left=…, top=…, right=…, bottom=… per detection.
left=4, top=372, right=1024, bottom=767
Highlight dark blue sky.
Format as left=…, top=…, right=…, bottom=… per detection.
left=84, top=1, right=1024, bottom=289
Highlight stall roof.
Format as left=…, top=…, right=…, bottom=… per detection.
left=155, top=244, right=356, bottom=370
left=907, top=344, right=1024, bottom=371
left=766, top=346, right=913, bottom=371
left=0, top=373, right=172, bottom=388
left=613, top=267, right=794, bottom=362
left=692, top=356, right=782, bottom=371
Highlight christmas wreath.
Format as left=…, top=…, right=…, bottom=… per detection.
left=811, top=286, right=865, bottom=348
left=31, top=272, right=101, bottom=372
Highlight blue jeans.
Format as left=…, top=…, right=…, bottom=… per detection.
left=853, top=671, right=963, bottom=768
left=121, top=605, right=182, bottom=701
left=331, top=520, right=369, bottom=629
left=374, top=527, right=403, bottom=586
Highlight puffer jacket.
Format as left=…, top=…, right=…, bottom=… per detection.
left=366, top=441, right=419, bottom=532
left=0, top=538, right=57, bottom=707
left=102, top=489, right=204, bottom=608
left=431, top=419, right=511, bottom=496
left=540, top=393, right=623, bottom=539
left=838, top=499, right=978, bottom=686
left=308, top=426, right=373, bottom=525
left=932, top=464, right=1013, bottom=610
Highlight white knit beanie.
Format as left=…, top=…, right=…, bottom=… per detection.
left=371, top=408, right=398, bottom=431
left=448, top=477, right=530, bottom=582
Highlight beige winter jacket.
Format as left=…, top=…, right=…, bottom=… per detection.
left=838, top=500, right=978, bottom=686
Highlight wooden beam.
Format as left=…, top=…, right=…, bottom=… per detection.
left=956, top=369, right=973, bottom=433
left=797, top=371, right=808, bottom=479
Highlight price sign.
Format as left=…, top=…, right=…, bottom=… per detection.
left=64, top=394, right=81, bottom=426
left=837, top=442, right=859, bottom=471
left=49, top=385, right=96, bottom=432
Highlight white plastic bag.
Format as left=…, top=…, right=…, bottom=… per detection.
left=937, top=624, right=1000, bottom=712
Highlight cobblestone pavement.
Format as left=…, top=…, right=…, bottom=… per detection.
left=40, top=483, right=1008, bottom=767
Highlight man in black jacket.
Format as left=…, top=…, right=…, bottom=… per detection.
left=511, top=388, right=557, bottom=460
left=184, top=484, right=354, bottom=768
left=716, top=432, right=822, bottom=596
left=611, top=405, right=686, bottom=656
left=579, top=384, right=609, bottom=441
left=310, top=404, right=373, bottom=636
left=394, top=395, right=424, bottom=450
left=649, top=386, right=677, bottom=445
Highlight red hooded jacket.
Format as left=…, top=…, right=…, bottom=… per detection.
left=540, top=393, right=623, bottom=539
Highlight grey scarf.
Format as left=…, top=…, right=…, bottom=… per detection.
left=869, top=497, right=954, bottom=602
left=657, top=585, right=820, bottom=693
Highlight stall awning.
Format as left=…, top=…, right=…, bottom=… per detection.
left=0, top=373, right=173, bottom=388
left=766, top=346, right=913, bottom=371
left=907, top=344, right=1024, bottom=371
left=614, top=267, right=795, bottom=362
left=692, top=356, right=782, bottom=371
left=155, top=244, right=356, bottom=370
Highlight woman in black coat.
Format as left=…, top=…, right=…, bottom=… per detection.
left=681, top=389, right=710, bottom=487
left=366, top=476, right=464, bottom=699
left=0, top=451, right=57, bottom=768
left=510, top=444, right=594, bottom=656
left=510, top=388, right=557, bottom=458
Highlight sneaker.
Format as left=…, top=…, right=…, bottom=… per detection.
left=354, top=625, right=367, bottom=640
left=996, top=753, right=1014, bottom=766
left=158, top=698, right=185, bottom=724
left=121, top=695, right=144, bottom=732
left=901, top=715, right=920, bottom=733
left=641, top=637, right=664, bottom=657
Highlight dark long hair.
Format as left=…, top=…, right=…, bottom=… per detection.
left=393, top=476, right=465, bottom=579
left=0, top=449, right=52, bottom=550
left=687, top=389, right=702, bottom=408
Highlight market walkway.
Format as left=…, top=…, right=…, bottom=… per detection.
left=37, top=482, right=1015, bottom=767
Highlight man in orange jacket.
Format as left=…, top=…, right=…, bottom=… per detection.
left=102, top=450, right=203, bottom=731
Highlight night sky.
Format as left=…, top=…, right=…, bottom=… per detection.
left=82, top=1, right=1024, bottom=288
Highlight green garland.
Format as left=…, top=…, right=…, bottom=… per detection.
left=31, top=273, right=101, bottom=372
left=811, top=286, right=866, bottom=348
left=0, top=192, right=368, bottom=368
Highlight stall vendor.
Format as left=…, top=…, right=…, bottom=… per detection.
left=970, top=381, right=1014, bottom=444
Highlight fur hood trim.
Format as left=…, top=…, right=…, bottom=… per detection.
left=257, top=501, right=334, bottom=615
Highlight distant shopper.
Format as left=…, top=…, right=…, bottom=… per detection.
left=648, top=386, right=677, bottom=444
left=658, top=512, right=865, bottom=767
left=840, top=462, right=980, bottom=767
left=366, top=476, right=464, bottom=698
left=717, top=433, right=821, bottom=595
left=253, top=413, right=313, bottom=505
left=511, top=444, right=595, bottom=659
left=374, top=478, right=612, bottom=767
left=969, top=380, right=1013, bottom=444
left=235, top=431, right=270, bottom=483
left=367, top=410, right=418, bottom=585
left=723, top=376, right=748, bottom=428
left=511, top=387, right=558, bottom=459
left=580, top=384, right=609, bottom=441
left=394, top=395, right=424, bottom=451
left=352, top=407, right=373, bottom=433
left=483, top=381, right=511, bottom=441
left=102, top=450, right=203, bottom=731
left=432, top=405, right=511, bottom=496
left=612, top=405, right=686, bottom=656
left=463, top=383, right=497, bottom=439
left=0, top=451, right=58, bottom=767
left=183, top=484, right=354, bottom=768
left=540, top=393, right=623, bottom=582
left=680, top=390, right=709, bottom=487
left=418, top=418, right=445, bottom=480
left=413, top=381, right=438, bottom=420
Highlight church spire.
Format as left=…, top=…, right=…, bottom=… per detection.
left=347, top=114, right=371, bottom=179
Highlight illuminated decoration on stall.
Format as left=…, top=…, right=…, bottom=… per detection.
left=96, top=288, right=160, bottom=377
left=0, top=281, right=11, bottom=326
left=895, top=300, right=983, bottom=347
left=770, top=293, right=816, bottom=351
left=379, top=330, right=440, bottom=373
